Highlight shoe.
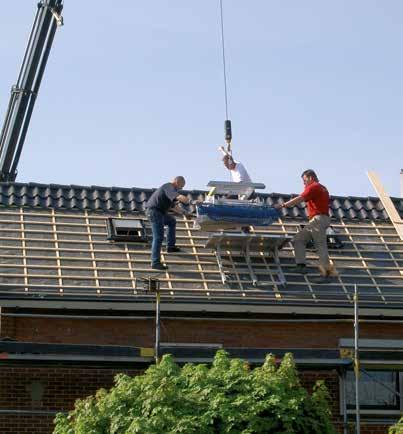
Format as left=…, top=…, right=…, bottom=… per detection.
left=319, top=264, right=338, bottom=277
left=310, top=275, right=331, bottom=284
left=290, top=264, right=308, bottom=274
left=151, top=262, right=168, bottom=270
left=166, top=246, right=181, bottom=253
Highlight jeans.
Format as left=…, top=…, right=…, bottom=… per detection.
left=147, top=208, right=176, bottom=264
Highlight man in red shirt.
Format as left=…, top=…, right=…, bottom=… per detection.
left=276, top=169, right=336, bottom=280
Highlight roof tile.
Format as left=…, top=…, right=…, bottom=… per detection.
left=0, top=182, right=402, bottom=222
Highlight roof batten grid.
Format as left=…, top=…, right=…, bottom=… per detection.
left=341, top=219, right=386, bottom=303
left=51, top=208, right=63, bottom=293
left=0, top=190, right=402, bottom=306
left=182, top=215, right=209, bottom=291
left=19, top=208, right=28, bottom=293
left=328, top=220, right=351, bottom=303
left=84, top=210, right=100, bottom=294
left=117, top=211, right=137, bottom=293
left=371, top=220, right=403, bottom=278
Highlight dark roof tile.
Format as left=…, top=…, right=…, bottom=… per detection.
left=0, top=182, right=402, bottom=222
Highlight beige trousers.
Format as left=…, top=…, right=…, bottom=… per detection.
left=294, top=214, right=331, bottom=272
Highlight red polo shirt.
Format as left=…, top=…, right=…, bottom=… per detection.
left=301, top=181, right=330, bottom=219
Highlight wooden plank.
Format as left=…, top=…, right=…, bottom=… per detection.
left=367, top=171, right=403, bottom=240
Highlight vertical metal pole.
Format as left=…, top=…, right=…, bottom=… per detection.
left=354, top=284, right=360, bottom=434
left=155, top=287, right=161, bottom=364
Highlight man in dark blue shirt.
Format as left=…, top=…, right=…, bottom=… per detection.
left=146, top=176, right=188, bottom=270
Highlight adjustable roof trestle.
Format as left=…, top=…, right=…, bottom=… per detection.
left=0, top=0, right=63, bottom=182
left=206, top=233, right=291, bottom=287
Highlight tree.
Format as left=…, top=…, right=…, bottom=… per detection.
left=54, top=351, right=336, bottom=434
left=390, top=417, right=403, bottom=434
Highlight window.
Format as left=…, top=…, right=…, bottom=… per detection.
left=106, top=218, right=147, bottom=242
left=345, top=370, right=401, bottom=411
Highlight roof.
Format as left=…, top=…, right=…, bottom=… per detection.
left=0, top=182, right=402, bottom=313
left=1, top=181, right=402, bottom=220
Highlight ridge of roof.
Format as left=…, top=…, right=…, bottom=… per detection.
left=0, top=181, right=401, bottom=221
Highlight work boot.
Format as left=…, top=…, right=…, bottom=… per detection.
left=151, top=262, right=168, bottom=271
left=310, top=275, right=331, bottom=284
left=290, top=264, right=308, bottom=274
left=166, top=246, right=181, bottom=253
left=319, top=263, right=338, bottom=277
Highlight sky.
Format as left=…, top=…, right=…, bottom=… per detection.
left=0, top=1, right=402, bottom=197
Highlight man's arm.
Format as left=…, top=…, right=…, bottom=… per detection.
left=274, top=195, right=304, bottom=210
left=218, top=145, right=231, bottom=157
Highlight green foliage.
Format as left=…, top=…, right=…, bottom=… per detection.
left=54, top=351, right=336, bottom=434
left=390, top=417, right=403, bottom=434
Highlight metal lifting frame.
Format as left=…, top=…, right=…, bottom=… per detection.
left=0, top=0, right=63, bottom=182
left=207, top=233, right=291, bottom=287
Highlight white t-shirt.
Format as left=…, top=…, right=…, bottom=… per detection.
left=230, top=162, right=251, bottom=183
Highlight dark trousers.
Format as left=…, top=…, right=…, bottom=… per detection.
left=147, top=208, right=176, bottom=264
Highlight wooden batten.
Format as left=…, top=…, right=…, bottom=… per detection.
left=367, top=171, right=403, bottom=241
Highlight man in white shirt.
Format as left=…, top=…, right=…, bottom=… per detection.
left=223, top=155, right=251, bottom=183
left=219, top=146, right=253, bottom=199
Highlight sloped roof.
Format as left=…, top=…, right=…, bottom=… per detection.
left=0, top=182, right=402, bottom=314
left=1, top=182, right=402, bottom=220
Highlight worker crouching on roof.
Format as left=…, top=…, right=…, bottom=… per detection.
left=275, top=169, right=336, bottom=282
left=146, top=176, right=189, bottom=271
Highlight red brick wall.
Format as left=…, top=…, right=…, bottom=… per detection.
left=0, top=311, right=400, bottom=433
left=0, top=414, right=55, bottom=434
left=0, top=366, right=394, bottom=434
left=2, top=315, right=403, bottom=349
left=0, top=366, right=141, bottom=434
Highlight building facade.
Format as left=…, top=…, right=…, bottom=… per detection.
left=0, top=182, right=402, bottom=433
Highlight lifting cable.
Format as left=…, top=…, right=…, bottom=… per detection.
left=219, top=0, right=232, bottom=154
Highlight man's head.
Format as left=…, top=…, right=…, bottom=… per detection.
left=223, top=154, right=236, bottom=170
left=172, top=176, right=186, bottom=190
left=301, top=169, right=318, bottom=186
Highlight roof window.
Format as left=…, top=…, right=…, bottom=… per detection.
left=106, top=218, right=147, bottom=242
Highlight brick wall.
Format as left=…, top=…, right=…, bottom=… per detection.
left=0, top=366, right=141, bottom=434
left=0, top=365, right=394, bottom=434
left=0, top=309, right=16, bottom=339
left=0, top=310, right=400, bottom=433
left=0, top=414, right=55, bottom=434
left=2, top=314, right=403, bottom=349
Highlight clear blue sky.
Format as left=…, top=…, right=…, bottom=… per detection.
left=0, top=1, right=402, bottom=197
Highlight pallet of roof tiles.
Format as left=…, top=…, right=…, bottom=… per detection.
left=195, top=202, right=281, bottom=232
left=194, top=180, right=279, bottom=231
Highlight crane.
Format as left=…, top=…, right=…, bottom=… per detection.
left=0, top=0, right=63, bottom=182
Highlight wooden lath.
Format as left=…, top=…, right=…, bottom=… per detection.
left=367, top=171, right=403, bottom=241
left=0, top=206, right=402, bottom=305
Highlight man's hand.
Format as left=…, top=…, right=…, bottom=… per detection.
left=274, top=203, right=284, bottom=210
left=218, top=145, right=230, bottom=156
left=177, top=194, right=189, bottom=204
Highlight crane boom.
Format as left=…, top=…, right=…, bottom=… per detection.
left=0, top=0, right=63, bottom=182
